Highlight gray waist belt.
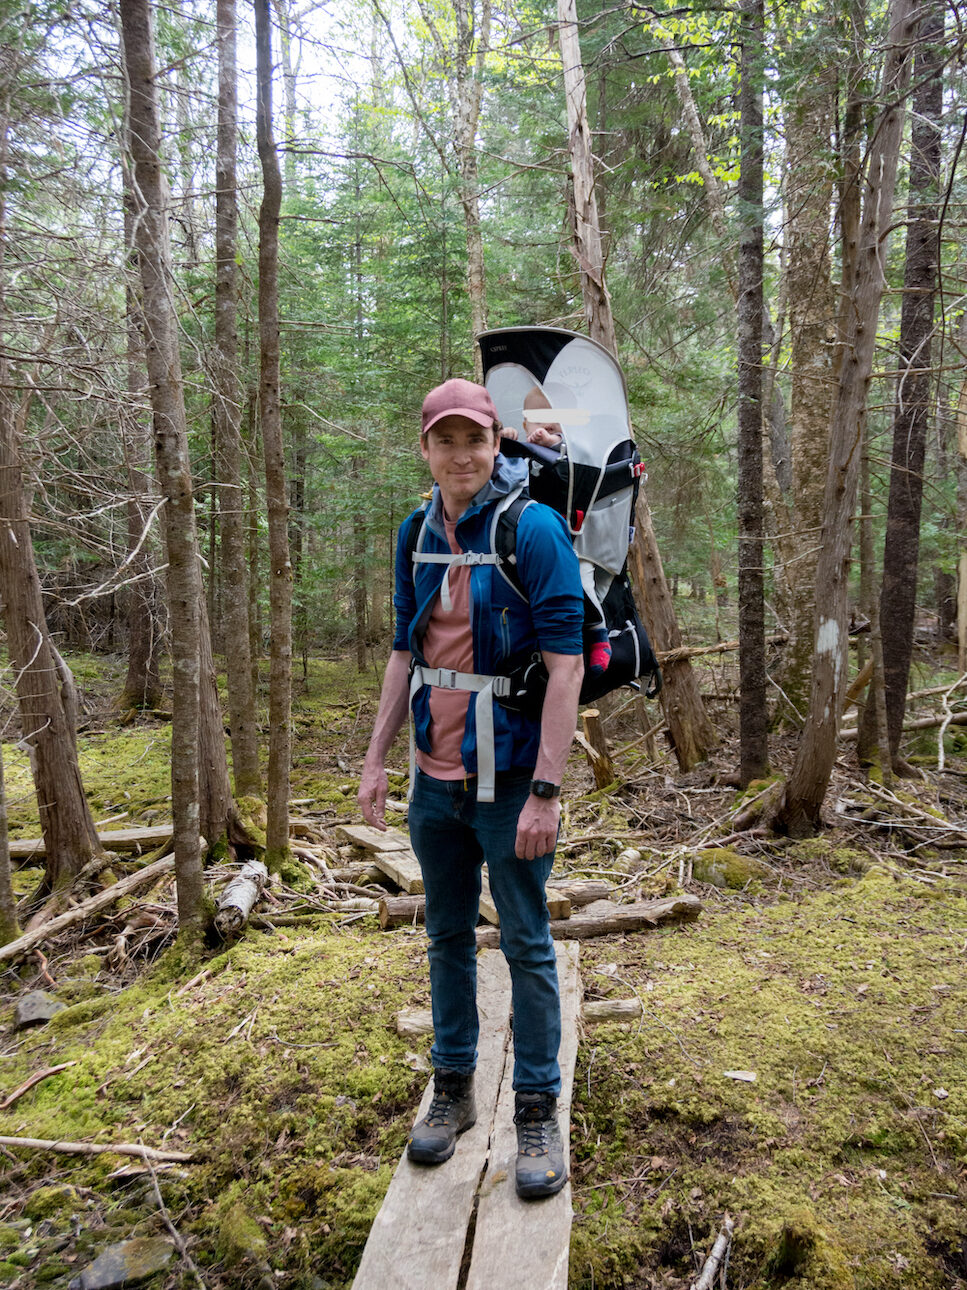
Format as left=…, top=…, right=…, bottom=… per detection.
left=408, top=666, right=512, bottom=803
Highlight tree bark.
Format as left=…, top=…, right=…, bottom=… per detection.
left=736, top=0, right=769, bottom=782
left=557, top=0, right=616, bottom=355
left=453, top=0, right=490, bottom=374
left=255, top=0, right=293, bottom=870
left=0, top=743, right=19, bottom=945
left=773, top=0, right=916, bottom=836
left=776, top=45, right=838, bottom=722
left=215, top=0, right=260, bottom=798
left=119, top=0, right=205, bottom=933
left=118, top=168, right=162, bottom=713
left=857, top=0, right=944, bottom=766
left=628, top=496, right=719, bottom=770
left=0, top=100, right=101, bottom=901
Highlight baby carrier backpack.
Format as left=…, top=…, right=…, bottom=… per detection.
left=478, top=326, right=661, bottom=714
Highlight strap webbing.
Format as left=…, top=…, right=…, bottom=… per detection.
left=407, top=666, right=512, bottom=804
left=412, top=550, right=500, bottom=612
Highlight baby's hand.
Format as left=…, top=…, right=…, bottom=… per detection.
left=499, top=426, right=519, bottom=441
left=526, top=425, right=563, bottom=447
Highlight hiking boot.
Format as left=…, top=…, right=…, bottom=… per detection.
left=514, top=1091, right=568, bottom=1198
left=407, top=1068, right=476, bottom=1164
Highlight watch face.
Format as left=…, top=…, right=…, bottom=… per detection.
left=531, top=780, right=559, bottom=798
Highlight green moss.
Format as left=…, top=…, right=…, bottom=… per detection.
left=24, top=1185, right=80, bottom=1220
left=49, top=995, right=116, bottom=1028
left=692, top=847, right=769, bottom=889
left=0, top=1225, right=22, bottom=1251
left=215, top=1196, right=269, bottom=1264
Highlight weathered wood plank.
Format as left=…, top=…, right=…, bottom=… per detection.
left=475, top=893, right=702, bottom=947
left=465, top=941, right=581, bottom=1290
left=335, top=824, right=409, bottom=853
left=371, top=849, right=425, bottom=895
left=9, top=825, right=174, bottom=861
left=480, top=869, right=570, bottom=927
left=352, top=951, right=512, bottom=1290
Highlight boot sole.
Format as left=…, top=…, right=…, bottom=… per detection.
left=406, top=1116, right=476, bottom=1165
left=515, top=1169, right=569, bottom=1199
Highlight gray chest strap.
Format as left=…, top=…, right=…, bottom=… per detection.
left=408, top=666, right=512, bottom=804
left=411, top=549, right=499, bottom=612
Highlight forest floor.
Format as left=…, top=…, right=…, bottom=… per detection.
left=1, top=636, right=966, bottom=1290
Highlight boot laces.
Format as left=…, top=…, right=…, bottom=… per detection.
left=515, top=1098, right=555, bottom=1157
left=424, top=1078, right=464, bottom=1127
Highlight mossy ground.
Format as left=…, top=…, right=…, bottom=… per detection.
left=1, top=649, right=966, bottom=1288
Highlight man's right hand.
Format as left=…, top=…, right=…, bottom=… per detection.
left=358, top=764, right=389, bottom=830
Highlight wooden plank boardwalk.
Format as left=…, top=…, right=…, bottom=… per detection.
left=353, top=942, right=580, bottom=1290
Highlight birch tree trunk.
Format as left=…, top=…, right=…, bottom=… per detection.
left=0, top=100, right=101, bottom=902
left=119, top=0, right=205, bottom=933
left=736, top=0, right=768, bottom=782
left=215, top=0, right=260, bottom=798
left=773, top=0, right=916, bottom=836
left=857, top=0, right=944, bottom=767
left=255, top=0, right=293, bottom=869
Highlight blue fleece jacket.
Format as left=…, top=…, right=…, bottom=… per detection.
left=392, top=454, right=584, bottom=777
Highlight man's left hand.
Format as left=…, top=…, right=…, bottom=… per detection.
left=515, top=794, right=560, bottom=860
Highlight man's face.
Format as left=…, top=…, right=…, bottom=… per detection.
left=421, top=415, right=500, bottom=514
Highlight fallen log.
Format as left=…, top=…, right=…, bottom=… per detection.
left=379, top=895, right=425, bottom=929
left=582, top=998, right=642, bottom=1024
left=475, top=893, right=702, bottom=947
left=841, top=711, right=967, bottom=740
left=546, top=879, right=615, bottom=907
left=0, top=854, right=176, bottom=963
left=214, top=860, right=268, bottom=937
left=9, top=825, right=175, bottom=864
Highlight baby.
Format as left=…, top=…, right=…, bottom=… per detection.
left=500, top=387, right=611, bottom=677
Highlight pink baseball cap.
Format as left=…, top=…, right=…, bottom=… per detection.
left=421, top=378, right=498, bottom=435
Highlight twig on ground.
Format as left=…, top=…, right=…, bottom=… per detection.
left=141, top=1142, right=207, bottom=1289
left=690, top=1215, right=734, bottom=1290
left=0, top=1136, right=192, bottom=1162
left=0, top=1062, right=78, bottom=1110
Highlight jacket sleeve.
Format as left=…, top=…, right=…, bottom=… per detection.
left=392, top=511, right=421, bottom=652
left=514, top=504, right=584, bottom=655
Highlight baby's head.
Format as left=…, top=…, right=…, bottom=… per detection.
left=523, top=387, right=563, bottom=446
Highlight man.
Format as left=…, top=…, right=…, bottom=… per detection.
left=358, top=377, right=584, bottom=1199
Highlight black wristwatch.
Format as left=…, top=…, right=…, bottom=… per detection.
left=530, top=779, right=561, bottom=799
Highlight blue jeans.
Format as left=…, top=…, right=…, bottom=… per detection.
left=408, top=769, right=561, bottom=1095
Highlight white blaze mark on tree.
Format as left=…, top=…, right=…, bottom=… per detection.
left=816, top=617, right=842, bottom=691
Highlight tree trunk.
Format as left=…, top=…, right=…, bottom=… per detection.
left=857, top=0, right=944, bottom=766
left=215, top=0, right=260, bottom=798
left=736, top=0, right=769, bottom=783
left=628, top=495, right=719, bottom=769
left=557, top=0, right=616, bottom=355
left=118, top=172, right=162, bottom=712
left=255, top=0, right=293, bottom=870
left=0, top=739, right=20, bottom=945
left=453, top=0, right=490, bottom=374
left=775, top=46, right=838, bottom=722
left=276, top=0, right=299, bottom=192
left=0, top=105, right=100, bottom=902
left=773, top=0, right=916, bottom=837
left=119, top=0, right=205, bottom=934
